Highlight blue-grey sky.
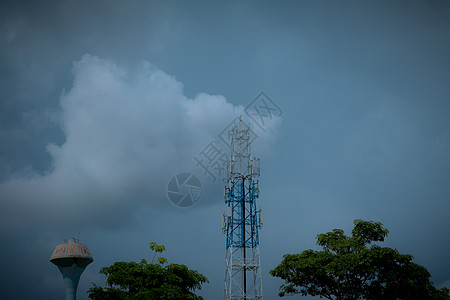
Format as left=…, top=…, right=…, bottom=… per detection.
left=1, top=1, right=450, bottom=299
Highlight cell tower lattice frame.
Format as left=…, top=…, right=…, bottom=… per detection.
left=223, top=117, right=263, bottom=300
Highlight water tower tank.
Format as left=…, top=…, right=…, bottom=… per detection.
left=50, top=238, right=93, bottom=300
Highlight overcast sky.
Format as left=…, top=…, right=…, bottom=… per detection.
left=1, top=1, right=450, bottom=299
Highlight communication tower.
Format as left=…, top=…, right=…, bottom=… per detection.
left=223, top=117, right=263, bottom=300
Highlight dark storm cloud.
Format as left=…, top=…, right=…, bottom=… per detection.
left=0, top=0, right=179, bottom=180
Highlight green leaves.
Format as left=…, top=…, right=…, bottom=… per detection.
left=270, top=220, right=450, bottom=300
left=150, top=242, right=166, bottom=254
left=88, top=242, right=208, bottom=300
left=351, top=219, right=389, bottom=245
left=150, top=242, right=167, bottom=265
left=156, top=257, right=168, bottom=265
left=316, top=229, right=349, bottom=253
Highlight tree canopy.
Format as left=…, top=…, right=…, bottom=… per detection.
left=88, top=242, right=208, bottom=300
left=270, top=219, right=450, bottom=300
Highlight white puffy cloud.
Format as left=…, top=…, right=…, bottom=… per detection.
left=0, top=54, right=280, bottom=233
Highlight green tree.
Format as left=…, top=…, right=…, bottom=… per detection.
left=88, top=242, right=208, bottom=300
left=270, top=219, right=450, bottom=300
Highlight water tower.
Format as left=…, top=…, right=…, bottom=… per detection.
left=50, top=238, right=93, bottom=300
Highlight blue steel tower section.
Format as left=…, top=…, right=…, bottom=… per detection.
left=223, top=117, right=263, bottom=300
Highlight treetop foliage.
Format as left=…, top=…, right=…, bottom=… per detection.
left=88, top=242, right=208, bottom=300
left=316, top=219, right=389, bottom=254
left=150, top=242, right=168, bottom=265
left=270, top=219, right=450, bottom=300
